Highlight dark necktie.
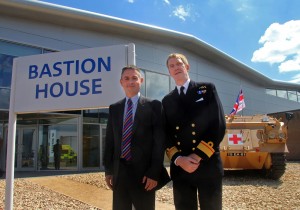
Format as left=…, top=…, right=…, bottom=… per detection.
left=121, top=98, right=133, bottom=160
left=180, top=86, right=185, bottom=98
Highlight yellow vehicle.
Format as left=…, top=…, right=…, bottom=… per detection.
left=220, top=113, right=293, bottom=179
left=61, top=144, right=77, bottom=163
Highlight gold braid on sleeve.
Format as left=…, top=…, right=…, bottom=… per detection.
left=197, top=141, right=215, bottom=158
left=166, top=146, right=179, bottom=160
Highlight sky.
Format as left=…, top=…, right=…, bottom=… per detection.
left=38, top=0, right=300, bottom=84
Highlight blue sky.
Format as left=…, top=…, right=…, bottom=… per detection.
left=38, top=0, right=300, bottom=84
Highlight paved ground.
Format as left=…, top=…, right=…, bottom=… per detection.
left=28, top=176, right=174, bottom=210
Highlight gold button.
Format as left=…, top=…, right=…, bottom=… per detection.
left=192, top=132, right=196, bottom=135
left=177, top=142, right=181, bottom=145
left=191, top=123, right=195, bottom=127
left=192, top=148, right=195, bottom=151
left=176, top=126, right=179, bottom=130
left=192, top=140, right=196, bottom=143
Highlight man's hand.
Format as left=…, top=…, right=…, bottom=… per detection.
left=105, top=175, right=113, bottom=190
left=142, top=176, right=158, bottom=191
left=176, top=156, right=200, bottom=173
left=188, top=153, right=202, bottom=163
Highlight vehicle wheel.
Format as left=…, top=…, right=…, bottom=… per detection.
left=263, top=153, right=286, bottom=180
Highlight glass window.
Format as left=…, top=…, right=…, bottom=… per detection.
left=276, top=90, right=287, bottom=99
left=140, top=69, right=146, bottom=96
left=42, top=49, right=56, bottom=54
left=0, top=123, right=4, bottom=171
left=266, top=89, right=276, bottom=96
left=0, top=88, right=10, bottom=109
left=83, top=108, right=109, bottom=123
left=0, top=54, right=15, bottom=87
left=170, top=77, right=176, bottom=91
left=145, top=71, right=169, bottom=100
left=0, top=40, right=41, bottom=56
left=83, top=124, right=100, bottom=168
left=0, top=40, right=50, bottom=110
left=288, top=91, right=298, bottom=102
left=38, top=123, right=78, bottom=170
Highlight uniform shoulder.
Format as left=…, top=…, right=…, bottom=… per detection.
left=191, top=81, right=216, bottom=89
left=140, top=96, right=161, bottom=104
left=162, top=89, right=176, bottom=101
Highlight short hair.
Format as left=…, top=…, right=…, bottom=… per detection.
left=121, top=65, right=142, bottom=77
left=166, top=53, right=189, bottom=67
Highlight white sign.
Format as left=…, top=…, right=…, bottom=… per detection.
left=6, top=44, right=135, bottom=210
left=11, top=44, right=135, bottom=113
left=49, top=130, right=56, bottom=159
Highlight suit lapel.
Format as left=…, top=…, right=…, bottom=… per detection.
left=117, top=99, right=126, bottom=145
left=132, top=96, right=145, bottom=134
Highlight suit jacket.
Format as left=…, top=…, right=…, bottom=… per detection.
left=104, top=95, right=166, bottom=188
left=162, top=80, right=226, bottom=180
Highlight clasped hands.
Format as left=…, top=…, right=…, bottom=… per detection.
left=176, top=153, right=202, bottom=173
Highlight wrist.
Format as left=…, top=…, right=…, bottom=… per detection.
left=174, top=156, right=182, bottom=166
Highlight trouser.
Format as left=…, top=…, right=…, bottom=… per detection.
left=113, top=160, right=155, bottom=210
left=173, top=176, right=222, bottom=210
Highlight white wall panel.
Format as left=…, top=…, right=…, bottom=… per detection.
left=1, top=14, right=299, bottom=115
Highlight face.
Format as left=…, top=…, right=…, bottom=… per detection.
left=167, top=57, right=190, bottom=85
left=120, top=68, right=144, bottom=98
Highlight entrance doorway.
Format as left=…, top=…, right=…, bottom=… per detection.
left=82, top=124, right=106, bottom=169
left=15, top=126, right=37, bottom=171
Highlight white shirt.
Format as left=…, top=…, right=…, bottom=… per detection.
left=176, top=79, right=190, bottom=95
left=124, top=92, right=140, bottom=121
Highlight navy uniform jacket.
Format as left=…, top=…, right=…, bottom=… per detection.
left=162, top=80, right=226, bottom=180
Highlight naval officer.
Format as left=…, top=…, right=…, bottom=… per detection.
left=162, top=53, right=226, bottom=210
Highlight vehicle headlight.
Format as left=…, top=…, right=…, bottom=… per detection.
left=278, top=132, right=286, bottom=139
left=268, top=132, right=276, bottom=139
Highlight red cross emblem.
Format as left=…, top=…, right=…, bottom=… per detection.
left=228, top=133, right=243, bottom=145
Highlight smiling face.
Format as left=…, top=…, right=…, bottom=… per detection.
left=120, top=67, right=144, bottom=98
left=167, top=54, right=190, bottom=86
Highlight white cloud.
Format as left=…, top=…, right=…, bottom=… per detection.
left=279, top=54, right=300, bottom=72
left=163, top=0, right=170, bottom=5
left=127, top=0, right=134, bottom=3
left=251, top=20, right=300, bottom=73
left=289, top=73, right=300, bottom=83
left=172, top=5, right=190, bottom=21
left=226, top=0, right=255, bottom=21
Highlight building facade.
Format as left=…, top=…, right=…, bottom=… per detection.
left=0, top=0, right=299, bottom=173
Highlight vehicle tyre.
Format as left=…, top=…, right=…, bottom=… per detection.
left=263, top=153, right=286, bottom=180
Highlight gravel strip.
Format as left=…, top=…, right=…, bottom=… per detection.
left=1, top=162, right=299, bottom=209
left=0, top=179, right=99, bottom=209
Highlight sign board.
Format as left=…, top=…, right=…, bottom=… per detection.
left=6, top=43, right=135, bottom=210
left=11, top=44, right=135, bottom=113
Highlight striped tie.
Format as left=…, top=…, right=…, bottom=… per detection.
left=121, top=98, right=133, bottom=160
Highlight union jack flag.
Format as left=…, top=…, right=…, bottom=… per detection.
left=230, top=89, right=246, bottom=115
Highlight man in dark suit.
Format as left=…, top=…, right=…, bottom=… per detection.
left=104, top=65, right=166, bottom=210
left=53, top=139, right=62, bottom=170
left=162, top=53, right=226, bottom=210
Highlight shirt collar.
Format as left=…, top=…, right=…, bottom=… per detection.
left=126, top=92, right=140, bottom=104
left=176, top=79, right=190, bottom=94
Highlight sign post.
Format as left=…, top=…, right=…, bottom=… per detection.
left=5, top=43, right=135, bottom=210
